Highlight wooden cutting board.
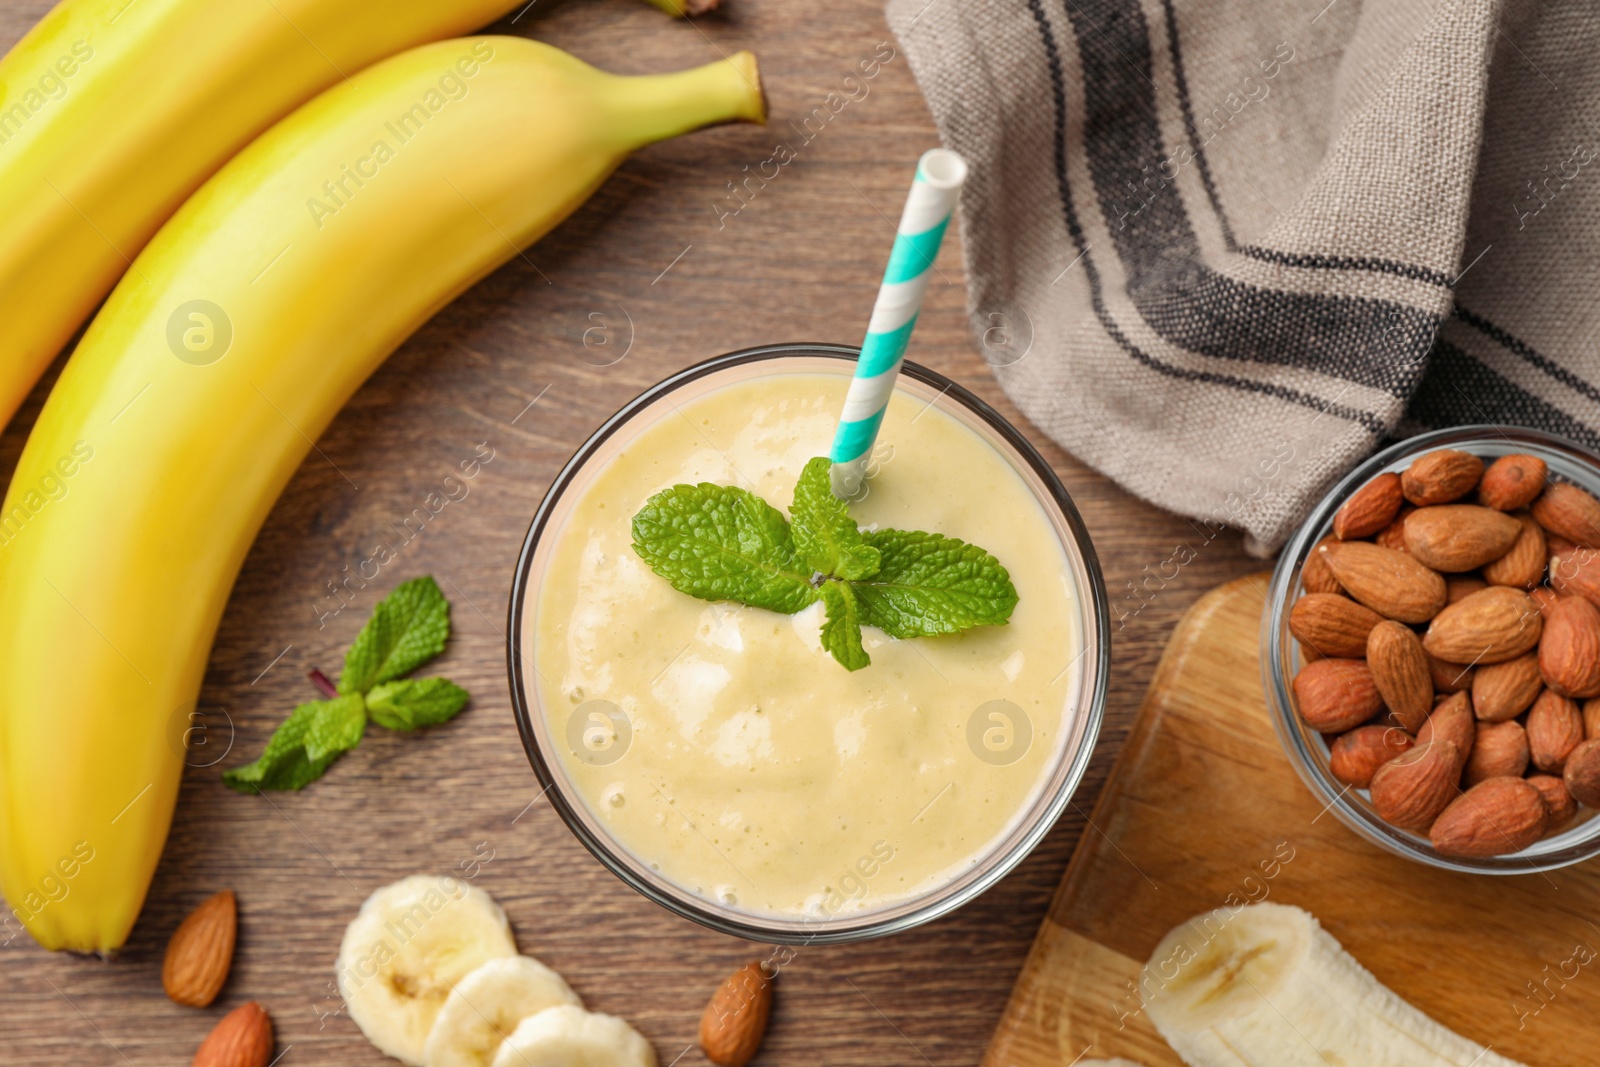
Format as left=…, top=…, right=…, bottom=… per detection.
left=983, top=573, right=1600, bottom=1067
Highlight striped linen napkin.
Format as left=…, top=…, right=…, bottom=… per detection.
left=887, top=0, right=1599, bottom=553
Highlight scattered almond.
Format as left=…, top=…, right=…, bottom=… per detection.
left=1527, top=774, right=1578, bottom=828
left=1532, top=482, right=1600, bottom=548
left=163, top=890, right=237, bottom=1008
left=1418, top=691, right=1476, bottom=763
left=1402, top=450, right=1483, bottom=506
left=1292, top=659, right=1384, bottom=734
left=1548, top=533, right=1580, bottom=559
left=1301, top=536, right=1343, bottom=594
left=1478, top=454, right=1549, bottom=511
left=1481, top=513, right=1546, bottom=589
left=1365, top=621, right=1432, bottom=732
left=1563, top=739, right=1600, bottom=807
left=1464, top=720, right=1529, bottom=786
left=1403, top=505, right=1521, bottom=573
left=1530, top=586, right=1560, bottom=614
left=1288, top=593, right=1383, bottom=660
left=1527, top=690, right=1584, bottom=773
left=699, top=962, right=773, bottom=1067
left=1328, top=726, right=1414, bottom=789
left=1319, top=541, right=1446, bottom=624
left=1446, top=575, right=1488, bottom=604
left=1585, top=697, right=1600, bottom=740
left=1422, top=586, right=1542, bottom=665
left=1334, top=471, right=1403, bottom=540
left=192, top=1002, right=272, bottom=1067
left=1426, top=651, right=1473, bottom=693
left=1469, top=653, right=1542, bottom=723
left=1429, top=777, right=1548, bottom=858
left=1369, top=740, right=1460, bottom=831
left=1538, top=594, right=1600, bottom=698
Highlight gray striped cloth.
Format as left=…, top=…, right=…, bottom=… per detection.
left=887, top=0, right=1600, bottom=554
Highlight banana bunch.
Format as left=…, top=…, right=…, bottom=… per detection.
left=339, top=877, right=655, bottom=1067
left=1142, top=903, right=1527, bottom=1066
left=0, top=35, right=764, bottom=953
left=0, top=0, right=699, bottom=434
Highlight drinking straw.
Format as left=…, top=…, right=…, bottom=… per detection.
left=829, top=148, right=969, bottom=499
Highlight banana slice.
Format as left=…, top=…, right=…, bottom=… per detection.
left=1142, top=902, right=1527, bottom=1066
left=490, top=1005, right=657, bottom=1067
left=337, top=875, right=519, bottom=1066
left=423, top=956, right=583, bottom=1067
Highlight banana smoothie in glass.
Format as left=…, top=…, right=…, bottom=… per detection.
left=509, top=346, right=1106, bottom=941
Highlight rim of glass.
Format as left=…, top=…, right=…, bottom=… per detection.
left=1264, top=424, right=1600, bottom=874
left=505, top=343, right=1111, bottom=942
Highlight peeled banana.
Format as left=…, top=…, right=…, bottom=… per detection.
left=0, top=35, right=765, bottom=953
left=424, top=956, right=583, bottom=1067
left=492, top=1005, right=657, bottom=1067
left=1142, top=903, right=1526, bottom=1067
left=0, top=0, right=539, bottom=433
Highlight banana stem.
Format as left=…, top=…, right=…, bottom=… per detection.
left=607, top=51, right=766, bottom=149
left=640, top=0, right=721, bottom=16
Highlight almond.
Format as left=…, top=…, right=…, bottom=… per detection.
left=1585, top=697, right=1600, bottom=739
left=1369, top=740, right=1460, bottom=831
left=192, top=1002, right=272, bottom=1067
left=1533, top=482, right=1600, bottom=548
left=1539, top=594, right=1600, bottom=697
left=1479, top=454, right=1549, bottom=511
left=1563, top=739, right=1600, bottom=806
left=1446, top=575, right=1488, bottom=604
left=1469, top=653, right=1542, bottom=722
left=1426, top=652, right=1473, bottom=693
left=1429, top=777, right=1548, bottom=858
left=1481, top=513, right=1546, bottom=589
left=1418, top=691, right=1476, bottom=762
left=1292, top=659, right=1384, bottom=734
left=1334, top=472, right=1403, bottom=540
left=1422, top=586, right=1542, bottom=664
left=1328, top=725, right=1414, bottom=789
left=1403, top=505, right=1521, bottom=573
left=1365, top=620, right=1432, bottom=732
left=1289, top=593, right=1383, bottom=659
left=1527, top=774, right=1578, bottom=828
left=1464, top=720, right=1529, bottom=786
left=1301, top=536, right=1343, bottom=594
left=1402, top=449, right=1484, bottom=506
left=1530, top=586, right=1560, bottom=615
left=699, top=962, right=773, bottom=1067
left=1375, top=507, right=1414, bottom=553
left=1527, top=690, right=1584, bottom=773
left=163, top=889, right=236, bottom=1008
left=1550, top=548, right=1600, bottom=608
left=1319, top=541, right=1447, bottom=624
left=1548, top=533, right=1579, bottom=559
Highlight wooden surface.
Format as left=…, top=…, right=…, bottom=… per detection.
left=0, top=2, right=1268, bottom=1064
left=985, top=574, right=1600, bottom=1067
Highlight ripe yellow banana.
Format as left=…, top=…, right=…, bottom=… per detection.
left=0, top=35, right=764, bottom=953
left=0, top=0, right=686, bottom=434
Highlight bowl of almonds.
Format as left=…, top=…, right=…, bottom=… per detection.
left=1264, top=427, right=1600, bottom=872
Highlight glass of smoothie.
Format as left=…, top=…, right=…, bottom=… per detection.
left=508, top=344, right=1108, bottom=942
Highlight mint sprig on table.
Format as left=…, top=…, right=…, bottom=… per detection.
left=631, top=457, right=1018, bottom=670
left=223, top=576, right=470, bottom=791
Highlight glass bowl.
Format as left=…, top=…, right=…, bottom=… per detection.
left=507, top=344, right=1109, bottom=942
left=1264, top=426, right=1600, bottom=873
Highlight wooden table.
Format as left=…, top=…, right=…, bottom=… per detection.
left=0, top=1, right=1263, bottom=1063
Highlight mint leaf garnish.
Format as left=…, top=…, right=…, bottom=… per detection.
left=222, top=695, right=366, bottom=792
left=852, top=529, right=1018, bottom=638
left=631, top=483, right=819, bottom=613
left=338, top=575, right=451, bottom=695
left=629, top=459, right=1019, bottom=671
left=818, top=580, right=870, bottom=671
left=791, top=457, right=881, bottom=580
left=367, top=678, right=470, bottom=730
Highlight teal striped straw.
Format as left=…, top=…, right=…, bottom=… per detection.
left=829, top=148, right=969, bottom=499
